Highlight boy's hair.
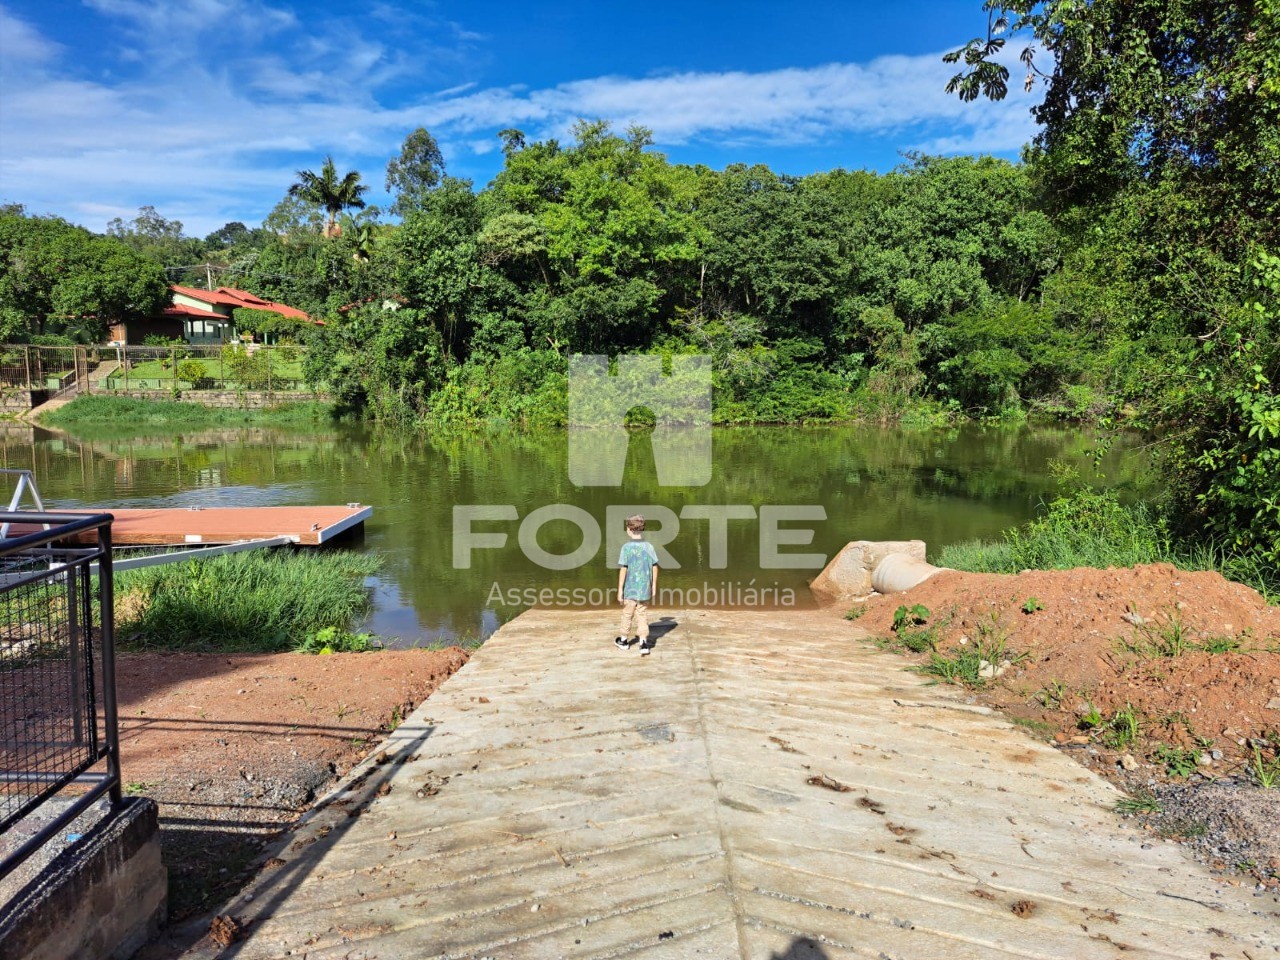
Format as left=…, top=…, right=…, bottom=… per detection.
left=625, top=514, right=645, bottom=533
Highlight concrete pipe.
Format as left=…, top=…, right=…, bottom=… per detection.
left=871, top=552, right=946, bottom=594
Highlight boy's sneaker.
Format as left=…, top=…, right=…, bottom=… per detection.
left=638, top=638, right=654, bottom=656
left=614, top=636, right=630, bottom=649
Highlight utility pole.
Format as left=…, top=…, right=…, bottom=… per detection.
left=206, top=263, right=214, bottom=290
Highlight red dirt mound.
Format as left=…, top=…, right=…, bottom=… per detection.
left=852, top=564, right=1280, bottom=767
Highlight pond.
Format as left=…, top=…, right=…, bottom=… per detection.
left=0, top=421, right=1156, bottom=645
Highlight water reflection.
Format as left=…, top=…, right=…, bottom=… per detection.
left=0, top=421, right=1157, bottom=644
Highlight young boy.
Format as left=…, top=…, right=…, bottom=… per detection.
left=615, top=514, right=659, bottom=655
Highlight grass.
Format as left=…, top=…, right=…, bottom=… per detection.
left=115, top=549, right=382, bottom=652
left=1101, top=703, right=1141, bottom=750
left=1010, top=715, right=1056, bottom=738
left=919, top=638, right=1025, bottom=687
left=1252, top=744, right=1280, bottom=789
left=1116, top=609, right=1196, bottom=658
left=1036, top=679, right=1067, bottom=708
left=1116, top=608, right=1251, bottom=658
left=1115, top=791, right=1162, bottom=816
left=889, top=603, right=939, bottom=653
left=1199, top=634, right=1243, bottom=654
left=42, top=394, right=334, bottom=431
left=936, top=488, right=1278, bottom=603
left=109, top=355, right=307, bottom=385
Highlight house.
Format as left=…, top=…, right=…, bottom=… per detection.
left=108, top=286, right=317, bottom=345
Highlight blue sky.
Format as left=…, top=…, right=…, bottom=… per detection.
left=0, top=1, right=1043, bottom=238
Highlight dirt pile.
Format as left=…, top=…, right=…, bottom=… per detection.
left=848, top=563, right=1280, bottom=881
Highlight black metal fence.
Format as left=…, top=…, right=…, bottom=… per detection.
left=0, top=513, right=120, bottom=883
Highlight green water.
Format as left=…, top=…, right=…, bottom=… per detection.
left=0, top=421, right=1156, bottom=644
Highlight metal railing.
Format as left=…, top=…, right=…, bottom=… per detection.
left=0, top=343, right=320, bottom=396
left=0, top=512, right=120, bottom=884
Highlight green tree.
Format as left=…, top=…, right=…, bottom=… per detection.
left=288, top=156, right=369, bottom=237
left=947, top=0, right=1280, bottom=247
left=949, top=0, right=1280, bottom=560
left=0, top=213, right=168, bottom=341
left=105, top=205, right=205, bottom=270
left=385, top=127, right=446, bottom=217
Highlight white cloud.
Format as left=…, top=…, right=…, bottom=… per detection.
left=0, top=5, right=63, bottom=66
left=0, top=4, right=1042, bottom=236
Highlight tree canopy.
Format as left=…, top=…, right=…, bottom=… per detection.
left=288, top=156, right=369, bottom=237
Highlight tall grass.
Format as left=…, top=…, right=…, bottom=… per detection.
left=41, top=395, right=333, bottom=430
left=115, top=550, right=382, bottom=652
left=937, top=489, right=1278, bottom=602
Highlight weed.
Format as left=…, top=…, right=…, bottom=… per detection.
left=1115, top=791, right=1162, bottom=816
left=1198, top=635, right=1241, bottom=654
left=1078, top=702, right=1104, bottom=730
left=1021, top=597, right=1043, bottom=614
left=1037, top=680, right=1067, bottom=708
left=1154, top=743, right=1201, bottom=778
left=1251, top=745, right=1280, bottom=789
left=295, top=626, right=381, bottom=655
left=124, top=781, right=156, bottom=794
left=1137, top=609, right=1194, bottom=657
left=843, top=606, right=866, bottom=621
left=1156, top=817, right=1208, bottom=840
left=918, top=632, right=1024, bottom=687
left=892, top=604, right=930, bottom=631
left=115, top=550, right=382, bottom=653
left=887, top=604, right=939, bottom=652
left=1102, top=703, right=1141, bottom=750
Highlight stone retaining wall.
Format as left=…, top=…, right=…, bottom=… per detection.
left=0, top=390, right=47, bottom=413
left=97, top=389, right=326, bottom=409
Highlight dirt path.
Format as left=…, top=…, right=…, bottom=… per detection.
left=113, top=647, right=470, bottom=921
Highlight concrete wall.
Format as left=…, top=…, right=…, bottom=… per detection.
left=0, top=797, right=166, bottom=960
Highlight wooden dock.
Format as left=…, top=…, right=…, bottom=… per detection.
left=8, top=504, right=371, bottom=547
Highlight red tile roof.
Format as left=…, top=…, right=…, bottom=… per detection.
left=169, top=285, right=318, bottom=323
left=162, top=304, right=226, bottom=320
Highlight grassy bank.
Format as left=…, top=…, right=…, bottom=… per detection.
left=40, top=394, right=334, bottom=430
left=115, top=549, right=381, bottom=652
left=937, top=488, right=1278, bottom=603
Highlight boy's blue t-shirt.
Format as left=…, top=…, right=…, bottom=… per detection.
left=618, top=539, right=659, bottom=601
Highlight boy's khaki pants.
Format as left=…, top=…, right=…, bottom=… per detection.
left=619, top=599, right=649, bottom=640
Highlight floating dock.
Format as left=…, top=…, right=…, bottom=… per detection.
left=6, top=504, right=371, bottom=548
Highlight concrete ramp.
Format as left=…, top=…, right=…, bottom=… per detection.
left=181, top=609, right=1279, bottom=959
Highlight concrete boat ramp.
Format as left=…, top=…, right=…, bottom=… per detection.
left=179, top=609, right=1279, bottom=959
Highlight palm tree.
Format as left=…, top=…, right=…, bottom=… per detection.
left=288, top=156, right=368, bottom=237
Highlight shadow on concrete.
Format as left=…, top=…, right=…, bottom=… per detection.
left=137, top=717, right=437, bottom=959
left=770, top=936, right=832, bottom=959
left=646, top=616, right=679, bottom=648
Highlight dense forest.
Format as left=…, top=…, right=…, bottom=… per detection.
left=0, top=0, right=1276, bottom=564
